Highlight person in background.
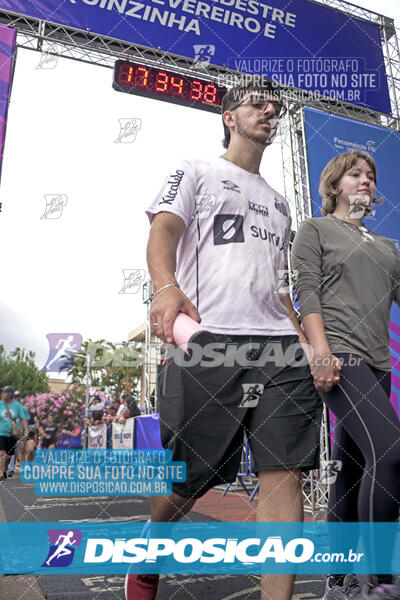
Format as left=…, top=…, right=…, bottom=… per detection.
left=116, top=395, right=128, bottom=417
left=102, top=405, right=117, bottom=424
left=62, top=419, right=83, bottom=450
left=0, top=386, right=28, bottom=482
left=22, top=405, right=40, bottom=461
left=90, top=398, right=105, bottom=425
left=121, top=393, right=141, bottom=419
left=8, top=390, right=25, bottom=475
left=291, top=150, right=400, bottom=600
left=39, top=414, right=58, bottom=450
left=110, top=399, right=121, bottom=416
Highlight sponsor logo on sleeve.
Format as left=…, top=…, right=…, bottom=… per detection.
left=159, top=170, right=185, bottom=206
left=274, top=197, right=289, bottom=217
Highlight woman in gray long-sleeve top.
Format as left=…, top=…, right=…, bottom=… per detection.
left=291, top=150, right=400, bottom=600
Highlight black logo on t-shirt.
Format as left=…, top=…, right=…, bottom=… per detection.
left=213, top=214, right=244, bottom=245
left=248, top=201, right=269, bottom=217
left=274, top=197, right=288, bottom=217
left=159, top=170, right=184, bottom=206
left=221, top=180, right=241, bottom=193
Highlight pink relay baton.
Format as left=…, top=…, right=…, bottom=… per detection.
left=172, top=313, right=215, bottom=354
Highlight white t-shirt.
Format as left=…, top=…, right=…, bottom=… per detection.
left=146, top=156, right=297, bottom=336
left=116, top=404, right=126, bottom=416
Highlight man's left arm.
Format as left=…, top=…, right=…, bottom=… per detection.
left=280, top=293, right=306, bottom=342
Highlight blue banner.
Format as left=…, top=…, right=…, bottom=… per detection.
left=135, top=413, right=163, bottom=449
left=0, top=0, right=390, bottom=114
left=0, top=522, right=399, bottom=574
left=302, top=107, right=400, bottom=415
left=20, top=449, right=186, bottom=496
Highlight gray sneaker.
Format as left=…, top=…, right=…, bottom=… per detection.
left=325, top=575, right=362, bottom=600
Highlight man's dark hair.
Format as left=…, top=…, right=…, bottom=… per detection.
left=221, top=81, right=285, bottom=149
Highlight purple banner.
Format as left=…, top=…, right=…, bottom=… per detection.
left=55, top=433, right=82, bottom=449
left=0, top=24, right=16, bottom=187
left=135, top=414, right=163, bottom=450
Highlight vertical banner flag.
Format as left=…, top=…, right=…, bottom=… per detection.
left=302, top=107, right=400, bottom=417
left=112, top=418, right=134, bottom=449
left=88, top=424, right=107, bottom=450
left=135, top=414, right=163, bottom=450
left=0, top=24, right=16, bottom=188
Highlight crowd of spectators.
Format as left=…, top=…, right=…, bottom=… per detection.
left=0, top=386, right=143, bottom=480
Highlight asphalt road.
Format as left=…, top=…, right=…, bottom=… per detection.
left=0, top=476, right=325, bottom=600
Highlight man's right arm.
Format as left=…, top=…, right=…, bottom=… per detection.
left=147, top=212, right=200, bottom=343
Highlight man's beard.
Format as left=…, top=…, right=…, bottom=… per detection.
left=236, top=116, right=278, bottom=148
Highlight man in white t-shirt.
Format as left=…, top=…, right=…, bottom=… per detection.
left=126, top=83, right=322, bottom=600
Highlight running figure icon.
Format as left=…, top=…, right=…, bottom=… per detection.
left=45, top=531, right=77, bottom=566
left=44, top=334, right=78, bottom=371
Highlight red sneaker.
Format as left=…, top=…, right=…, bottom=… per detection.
left=125, top=573, right=160, bottom=600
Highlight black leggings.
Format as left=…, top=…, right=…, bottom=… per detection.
left=321, top=353, right=400, bottom=582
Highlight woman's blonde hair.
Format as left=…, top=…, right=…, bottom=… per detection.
left=319, top=150, right=383, bottom=216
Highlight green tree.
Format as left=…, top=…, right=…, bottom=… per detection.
left=62, top=339, right=142, bottom=400
left=0, top=345, right=50, bottom=396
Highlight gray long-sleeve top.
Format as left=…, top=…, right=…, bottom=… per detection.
left=291, top=214, right=400, bottom=371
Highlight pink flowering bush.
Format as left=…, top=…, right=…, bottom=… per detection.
left=24, top=387, right=106, bottom=428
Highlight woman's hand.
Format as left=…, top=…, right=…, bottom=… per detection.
left=310, top=351, right=342, bottom=393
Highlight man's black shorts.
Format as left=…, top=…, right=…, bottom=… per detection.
left=157, top=334, right=322, bottom=500
left=0, top=435, right=17, bottom=456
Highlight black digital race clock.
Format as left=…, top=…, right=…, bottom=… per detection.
left=112, top=59, right=227, bottom=113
